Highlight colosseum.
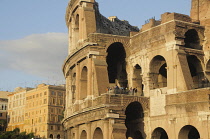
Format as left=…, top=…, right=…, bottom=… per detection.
left=62, top=0, right=210, bottom=138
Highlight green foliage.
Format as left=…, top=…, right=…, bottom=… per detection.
left=0, top=128, right=34, bottom=139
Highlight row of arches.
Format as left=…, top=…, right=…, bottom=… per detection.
left=49, top=134, right=60, bottom=139
left=125, top=102, right=201, bottom=139
left=106, top=42, right=210, bottom=91
left=80, top=127, right=103, bottom=139
left=68, top=29, right=206, bottom=101
left=69, top=43, right=209, bottom=102
left=151, top=125, right=200, bottom=139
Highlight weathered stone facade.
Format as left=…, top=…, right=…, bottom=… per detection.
left=63, top=0, right=210, bottom=138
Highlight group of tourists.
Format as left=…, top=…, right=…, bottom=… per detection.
left=106, top=85, right=139, bottom=95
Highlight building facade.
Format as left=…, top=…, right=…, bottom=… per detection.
left=62, top=0, right=210, bottom=139
left=0, top=91, right=11, bottom=131
left=7, top=84, right=66, bottom=139
left=7, top=87, right=29, bottom=132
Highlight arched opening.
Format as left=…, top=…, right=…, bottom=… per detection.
left=151, top=127, right=168, bottom=139
left=184, top=29, right=201, bottom=50
left=205, top=60, right=210, bottom=85
left=178, top=125, right=200, bottom=139
left=57, top=134, right=60, bottom=139
left=80, top=67, right=88, bottom=100
left=73, top=14, right=79, bottom=47
left=187, top=55, right=207, bottom=88
left=93, top=127, right=103, bottom=139
left=106, top=42, right=128, bottom=88
left=125, top=101, right=144, bottom=139
left=80, top=130, right=87, bottom=139
left=49, top=134, right=53, bottom=139
left=71, top=73, right=76, bottom=103
left=150, top=56, right=167, bottom=89
left=133, top=64, right=143, bottom=96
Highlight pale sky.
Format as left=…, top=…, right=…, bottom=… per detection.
left=0, top=0, right=191, bottom=91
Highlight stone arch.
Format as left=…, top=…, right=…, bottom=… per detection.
left=80, top=66, right=88, bottom=100
left=80, top=130, right=87, bottom=139
left=93, top=127, right=103, bottom=139
left=178, top=125, right=200, bottom=139
left=106, top=42, right=128, bottom=88
left=49, top=134, right=53, bottom=139
left=125, top=101, right=145, bottom=139
left=71, top=14, right=79, bottom=48
left=150, top=55, right=167, bottom=89
left=133, top=64, right=143, bottom=96
left=105, top=38, right=131, bottom=56
left=184, top=29, right=202, bottom=50
left=205, top=59, right=210, bottom=83
left=151, top=127, right=168, bottom=139
left=187, top=55, right=207, bottom=88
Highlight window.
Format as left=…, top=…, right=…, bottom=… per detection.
left=44, top=99, right=47, bottom=104
left=58, top=92, right=63, bottom=96
left=52, top=98, right=55, bottom=104
left=51, top=108, right=54, bottom=113
left=60, top=100, right=63, bottom=105
left=51, top=126, right=54, bottom=130
left=44, top=91, right=47, bottom=95
left=0, top=113, right=2, bottom=117
left=51, top=91, right=56, bottom=95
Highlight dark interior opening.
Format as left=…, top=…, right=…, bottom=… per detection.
left=184, top=29, right=201, bottom=49
left=106, top=42, right=127, bottom=87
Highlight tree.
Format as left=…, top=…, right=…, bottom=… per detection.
left=0, top=128, right=34, bottom=139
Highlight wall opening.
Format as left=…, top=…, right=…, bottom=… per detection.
left=205, top=60, right=210, bottom=84
left=74, top=14, right=79, bottom=47
left=106, top=42, right=127, bottom=88
left=80, top=66, right=88, bottom=100
left=184, top=29, right=201, bottom=50
left=49, top=134, right=53, bottom=139
left=187, top=55, right=207, bottom=88
left=151, top=127, right=168, bottom=139
left=93, top=127, right=103, bottom=139
left=72, top=73, right=76, bottom=103
left=125, top=101, right=144, bottom=139
left=57, top=134, right=60, bottom=139
left=178, top=125, right=200, bottom=139
left=133, top=64, right=143, bottom=96
left=80, top=130, right=87, bottom=139
left=150, top=56, right=167, bottom=89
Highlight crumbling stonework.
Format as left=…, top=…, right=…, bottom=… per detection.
left=63, top=0, right=210, bottom=138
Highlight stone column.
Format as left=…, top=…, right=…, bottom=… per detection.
left=66, top=74, right=72, bottom=107
left=75, top=126, right=79, bottom=139
left=76, top=63, right=81, bottom=101
left=103, top=119, right=110, bottom=139
left=66, top=129, right=71, bottom=139
left=87, top=56, right=93, bottom=98
left=87, top=122, right=92, bottom=139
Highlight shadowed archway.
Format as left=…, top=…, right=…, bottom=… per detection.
left=106, top=42, right=128, bottom=88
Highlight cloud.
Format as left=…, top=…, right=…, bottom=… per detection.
left=0, top=33, right=68, bottom=80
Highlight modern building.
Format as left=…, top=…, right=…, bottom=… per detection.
left=7, top=84, right=65, bottom=139
left=0, top=91, right=11, bottom=131
left=62, top=0, right=210, bottom=138
left=24, top=84, right=65, bottom=139
left=7, top=87, right=29, bottom=132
